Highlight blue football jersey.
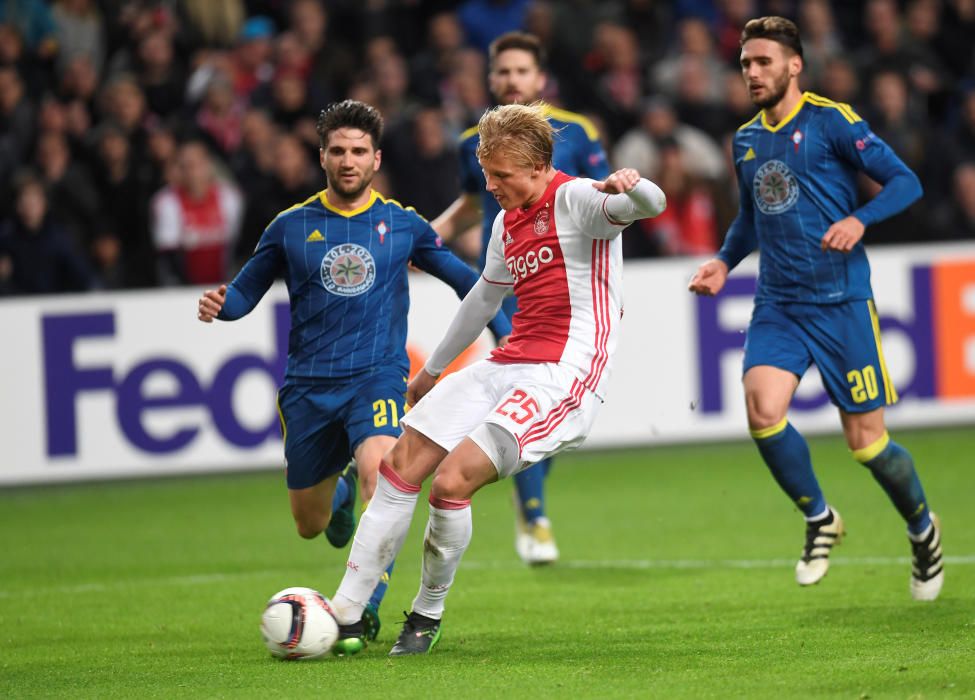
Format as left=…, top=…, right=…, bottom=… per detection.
left=718, top=92, right=922, bottom=304
left=459, top=104, right=610, bottom=267
left=218, top=189, right=510, bottom=383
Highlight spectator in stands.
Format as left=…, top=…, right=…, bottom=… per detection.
left=613, top=96, right=725, bottom=183
left=0, top=170, right=94, bottom=295
left=626, top=136, right=719, bottom=258
left=237, top=132, right=317, bottom=264
left=92, top=121, right=154, bottom=287
left=151, top=140, right=242, bottom=285
left=135, top=29, right=185, bottom=118
left=0, top=65, right=34, bottom=219
left=289, top=0, right=355, bottom=105
left=934, top=161, right=975, bottom=239
left=52, top=0, right=106, bottom=76
left=409, top=12, right=466, bottom=107
left=34, top=129, right=100, bottom=248
left=866, top=69, right=927, bottom=172
left=798, top=0, right=842, bottom=89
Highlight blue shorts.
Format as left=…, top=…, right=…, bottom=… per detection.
left=743, top=299, right=899, bottom=413
left=276, top=370, right=408, bottom=489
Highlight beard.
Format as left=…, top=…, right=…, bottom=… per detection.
left=752, top=70, right=791, bottom=110
left=327, top=169, right=373, bottom=199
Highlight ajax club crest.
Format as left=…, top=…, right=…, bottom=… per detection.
left=321, top=243, right=376, bottom=296
left=533, top=208, right=550, bottom=235
left=753, top=159, right=799, bottom=215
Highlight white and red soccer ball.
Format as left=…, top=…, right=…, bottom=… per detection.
left=261, top=587, right=339, bottom=660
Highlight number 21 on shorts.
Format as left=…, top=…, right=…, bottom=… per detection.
left=495, top=389, right=539, bottom=425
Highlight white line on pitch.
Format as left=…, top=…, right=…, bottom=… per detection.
left=1, top=556, right=971, bottom=598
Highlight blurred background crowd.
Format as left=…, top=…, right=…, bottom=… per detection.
left=1, top=0, right=974, bottom=294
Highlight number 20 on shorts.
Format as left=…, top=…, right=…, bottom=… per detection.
left=495, top=389, right=539, bottom=425
left=847, top=366, right=880, bottom=404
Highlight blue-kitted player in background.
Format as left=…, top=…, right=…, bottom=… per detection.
left=432, top=32, right=610, bottom=565
left=689, top=16, right=943, bottom=601
left=197, top=100, right=511, bottom=647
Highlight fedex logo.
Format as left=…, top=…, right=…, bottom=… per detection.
left=43, top=303, right=290, bottom=456
left=695, top=262, right=975, bottom=412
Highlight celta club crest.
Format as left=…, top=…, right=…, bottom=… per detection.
left=753, top=159, right=799, bottom=215
left=792, top=128, right=803, bottom=152
left=321, top=243, right=377, bottom=296
left=533, top=209, right=550, bottom=235
left=376, top=220, right=387, bottom=244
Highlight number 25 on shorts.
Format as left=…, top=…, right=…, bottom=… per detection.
left=495, top=389, right=539, bottom=425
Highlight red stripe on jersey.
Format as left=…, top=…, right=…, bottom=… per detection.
left=481, top=274, right=513, bottom=286
left=583, top=239, right=611, bottom=393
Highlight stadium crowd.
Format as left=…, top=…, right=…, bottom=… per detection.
left=1, top=0, right=974, bottom=294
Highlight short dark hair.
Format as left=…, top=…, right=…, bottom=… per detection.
left=740, top=16, right=804, bottom=59
left=316, top=99, right=384, bottom=149
left=488, top=31, right=546, bottom=70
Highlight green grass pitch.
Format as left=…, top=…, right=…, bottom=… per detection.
left=1, top=427, right=973, bottom=698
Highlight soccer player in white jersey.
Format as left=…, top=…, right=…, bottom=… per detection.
left=328, top=103, right=666, bottom=656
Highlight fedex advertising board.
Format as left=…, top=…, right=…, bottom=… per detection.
left=0, top=244, right=972, bottom=485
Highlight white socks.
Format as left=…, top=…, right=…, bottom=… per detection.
left=331, top=462, right=419, bottom=625
left=411, top=497, right=473, bottom=620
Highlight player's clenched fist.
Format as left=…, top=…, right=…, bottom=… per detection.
left=688, top=259, right=729, bottom=297
left=820, top=215, right=865, bottom=253
left=198, top=284, right=227, bottom=323
left=592, top=168, right=641, bottom=194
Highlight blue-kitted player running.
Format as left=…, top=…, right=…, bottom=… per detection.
left=689, top=16, right=943, bottom=601
left=197, top=100, right=512, bottom=645
left=432, top=32, right=610, bottom=565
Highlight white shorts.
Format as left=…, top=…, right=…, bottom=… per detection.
left=401, top=360, right=603, bottom=479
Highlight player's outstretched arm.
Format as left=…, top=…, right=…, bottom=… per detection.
left=198, top=284, right=227, bottom=322
left=688, top=259, right=729, bottom=296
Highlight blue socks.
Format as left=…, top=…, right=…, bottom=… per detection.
left=853, top=432, right=932, bottom=535
left=514, top=459, right=550, bottom=523
left=751, top=419, right=826, bottom=518
left=368, top=561, right=394, bottom=610
left=330, top=472, right=350, bottom=513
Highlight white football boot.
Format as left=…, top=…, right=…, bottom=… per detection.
left=909, top=513, right=944, bottom=601
left=795, top=507, right=844, bottom=586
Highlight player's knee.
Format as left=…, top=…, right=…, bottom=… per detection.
left=745, top=393, right=786, bottom=430
left=430, top=468, right=473, bottom=502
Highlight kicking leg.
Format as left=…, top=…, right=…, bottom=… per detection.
left=390, top=431, right=500, bottom=656
left=330, top=427, right=444, bottom=652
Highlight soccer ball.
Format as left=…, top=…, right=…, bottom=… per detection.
left=261, top=587, right=339, bottom=660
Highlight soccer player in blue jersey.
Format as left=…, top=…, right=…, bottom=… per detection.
left=197, top=100, right=512, bottom=644
left=432, top=31, right=610, bottom=565
left=689, top=17, right=943, bottom=601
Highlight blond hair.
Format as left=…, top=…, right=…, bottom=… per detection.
left=476, top=103, right=554, bottom=170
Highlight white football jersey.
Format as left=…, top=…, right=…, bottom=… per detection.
left=482, top=172, right=626, bottom=399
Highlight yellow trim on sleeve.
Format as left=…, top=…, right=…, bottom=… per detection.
left=459, top=125, right=479, bottom=142
left=750, top=417, right=789, bottom=440
left=868, top=300, right=898, bottom=404
left=852, top=431, right=890, bottom=463
left=805, top=93, right=862, bottom=124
